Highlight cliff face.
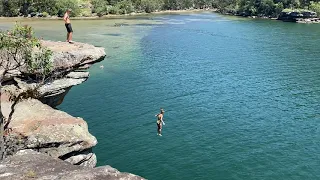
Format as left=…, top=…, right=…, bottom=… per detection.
left=1, top=41, right=104, bottom=167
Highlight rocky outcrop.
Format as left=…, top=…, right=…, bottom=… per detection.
left=296, top=17, right=320, bottom=23
left=1, top=41, right=105, bottom=167
left=1, top=94, right=97, bottom=167
left=0, top=150, right=144, bottom=180
left=278, top=10, right=319, bottom=23
left=38, top=71, right=89, bottom=107
left=0, top=40, right=145, bottom=178
left=39, top=41, right=106, bottom=107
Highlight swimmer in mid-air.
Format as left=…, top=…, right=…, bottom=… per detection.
left=156, top=108, right=165, bottom=136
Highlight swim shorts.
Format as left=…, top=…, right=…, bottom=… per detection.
left=65, top=23, right=73, bottom=33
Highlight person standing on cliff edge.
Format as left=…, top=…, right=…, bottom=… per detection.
left=156, top=108, right=165, bottom=136
left=64, top=9, right=74, bottom=44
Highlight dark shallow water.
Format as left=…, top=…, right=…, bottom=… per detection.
left=2, top=13, right=320, bottom=179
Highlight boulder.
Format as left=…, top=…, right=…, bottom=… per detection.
left=1, top=94, right=97, bottom=168
left=0, top=150, right=145, bottom=180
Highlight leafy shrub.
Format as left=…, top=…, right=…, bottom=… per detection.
left=275, top=2, right=284, bottom=16
left=80, top=8, right=92, bottom=17
left=109, top=6, right=120, bottom=14
left=141, top=0, right=159, bottom=13
left=95, top=6, right=108, bottom=16
left=310, top=2, right=320, bottom=17
left=31, top=0, right=58, bottom=16
left=116, top=0, right=134, bottom=14
left=91, top=0, right=108, bottom=13
left=55, top=0, right=81, bottom=17
left=0, top=24, right=53, bottom=81
left=28, top=6, right=37, bottom=14
left=42, top=11, right=49, bottom=17
left=1, top=0, right=20, bottom=17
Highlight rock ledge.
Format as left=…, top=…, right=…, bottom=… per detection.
left=0, top=150, right=144, bottom=180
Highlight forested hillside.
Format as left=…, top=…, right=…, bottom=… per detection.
left=214, top=0, right=320, bottom=17
left=0, top=0, right=319, bottom=17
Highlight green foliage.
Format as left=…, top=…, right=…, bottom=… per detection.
left=215, top=0, right=319, bottom=17
left=310, top=1, right=320, bottom=17
left=117, top=0, right=135, bottom=14
left=42, top=12, right=49, bottom=17
left=1, top=0, right=20, bottom=17
left=109, top=5, right=120, bottom=14
left=275, top=2, right=284, bottom=15
left=141, top=0, right=162, bottom=13
left=30, top=0, right=58, bottom=15
left=258, top=0, right=276, bottom=16
left=80, top=8, right=92, bottom=16
left=0, top=24, right=53, bottom=79
left=0, top=0, right=319, bottom=17
left=55, top=0, right=81, bottom=17
left=92, top=0, right=108, bottom=13
left=96, top=6, right=108, bottom=16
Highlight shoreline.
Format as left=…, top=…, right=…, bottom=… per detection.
left=0, top=9, right=216, bottom=21
left=2, top=8, right=317, bottom=24
left=218, top=10, right=320, bottom=24
left=221, top=13, right=278, bottom=20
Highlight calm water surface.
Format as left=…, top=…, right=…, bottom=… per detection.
left=1, top=13, right=320, bottom=179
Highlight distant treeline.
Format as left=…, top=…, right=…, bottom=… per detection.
left=215, top=0, right=320, bottom=17
left=0, top=0, right=320, bottom=17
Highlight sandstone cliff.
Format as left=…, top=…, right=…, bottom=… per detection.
left=1, top=41, right=105, bottom=168
left=0, top=41, right=145, bottom=179
left=0, top=40, right=140, bottom=179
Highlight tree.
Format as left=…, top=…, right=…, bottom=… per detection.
left=0, top=24, right=53, bottom=160
left=258, top=0, right=276, bottom=16
left=310, top=1, right=320, bottom=16
left=275, top=2, right=284, bottom=15
left=58, top=0, right=82, bottom=17
left=1, top=0, right=320, bottom=17
left=1, top=0, right=21, bottom=17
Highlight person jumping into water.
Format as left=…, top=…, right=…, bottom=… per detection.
left=156, top=108, right=165, bottom=136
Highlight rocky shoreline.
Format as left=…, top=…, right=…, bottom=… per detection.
left=1, top=8, right=319, bottom=24
left=0, top=41, right=144, bottom=179
left=218, top=9, right=319, bottom=24
left=278, top=10, right=320, bottom=23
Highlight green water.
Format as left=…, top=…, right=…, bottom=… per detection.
left=1, top=13, right=320, bottom=179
